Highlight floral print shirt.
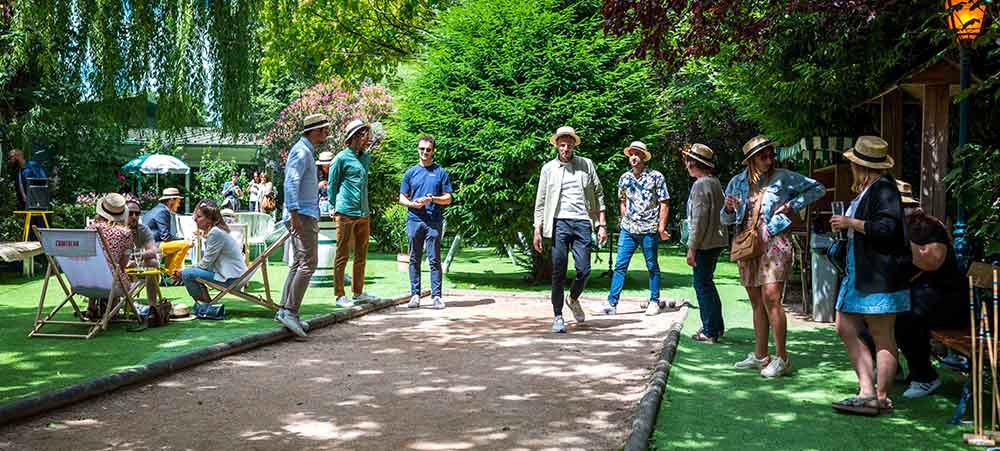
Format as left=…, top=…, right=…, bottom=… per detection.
left=88, top=221, right=134, bottom=289
left=618, top=168, right=670, bottom=234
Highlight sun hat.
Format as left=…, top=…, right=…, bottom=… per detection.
left=896, top=179, right=919, bottom=206
left=158, top=187, right=183, bottom=201
left=343, top=119, right=371, bottom=144
left=303, top=113, right=332, bottom=133
left=741, top=135, right=775, bottom=163
left=844, top=136, right=894, bottom=170
left=316, top=151, right=335, bottom=166
left=549, top=126, right=581, bottom=146
left=683, top=143, right=716, bottom=168
left=96, top=193, right=128, bottom=222
left=171, top=303, right=196, bottom=321
left=622, top=141, right=652, bottom=162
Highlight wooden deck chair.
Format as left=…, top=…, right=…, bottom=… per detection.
left=29, top=227, right=143, bottom=339
left=195, top=230, right=291, bottom=311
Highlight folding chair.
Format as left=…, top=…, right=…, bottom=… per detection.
left=194, top=230, right=291, bottom=311
left=29, top=227, right=143, bottom=339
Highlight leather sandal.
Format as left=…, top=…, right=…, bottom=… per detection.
left=831, top=396, right=880, bottom=416
left=691, top=331, right=718, bottom=343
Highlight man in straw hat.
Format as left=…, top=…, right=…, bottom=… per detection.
left=142, top=187, right=192, bottom=278
left=275, top=113, right=331, bottom=338
left=601, top=141, right=670, bottom=317
left=328, top=118, right=380, bottom=307
left=533, top=126, right=607, bottom=333
left=682, top=143, right=729, bottom=342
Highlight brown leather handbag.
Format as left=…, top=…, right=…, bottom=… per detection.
left=147, top=300, right=172, bottom=327
left=730, top=176, right=770, bottom=262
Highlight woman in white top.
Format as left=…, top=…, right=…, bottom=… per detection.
left=247, top=171, right=262, bottom=212
left=174, top=200, right=248, bottom=302
left=258, top=172, right=275, bottom=213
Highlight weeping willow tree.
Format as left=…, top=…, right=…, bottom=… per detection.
left=1, top=0, right=259, bottom=133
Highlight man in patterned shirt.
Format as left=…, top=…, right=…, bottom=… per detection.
left=602, top=141, right=670, bottom=316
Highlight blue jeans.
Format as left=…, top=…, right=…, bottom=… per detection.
left=693, top=247, right=725, bottom=337
left=407, top=219, right=443, bottom=298
left=551, top=219, right=592, bottom=317
left=181, top=267, right=240, bottom=302
left=607, top=230, right=660, bottom=306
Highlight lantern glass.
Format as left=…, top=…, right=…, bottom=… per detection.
left=946, top=0, right=987, bottom=42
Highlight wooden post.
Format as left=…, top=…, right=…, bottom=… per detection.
left=921, top=84, right=951, bottom=220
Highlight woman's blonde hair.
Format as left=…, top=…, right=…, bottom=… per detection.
left=850, top=163, right=884, bottom=193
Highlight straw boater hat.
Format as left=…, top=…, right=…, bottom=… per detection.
left=896, top=180, right=919, bottom=206
left=316, top=151, right=334, bottom=166
left=220, top=208, right=236, bottom=221
left=549, top=126, right=581, bottom=146
left=96, top=193, right=128, bottom=222
left=844, top=136, right=894, bottom=169
left=343, top=119, right=370, bottom=144
left=741, top=135, right=775, bottom=163
left=303, top=113, right=332, bottom=133
left=171, top=303, right=196, bottom=321
left=622, top=141, right=651, bottom=162
left=683, top=143, right=716, bottom=168
left=159, top=187, right=183, bottom=201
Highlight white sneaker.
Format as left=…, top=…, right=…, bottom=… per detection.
left=276, top=309, right=307, bottom=338
left=551, top=316, right=566, bottom=333
left=567, top=297, right=585, bottom=323
left=903, top=378, right=942, bottom=398
left=760, top=356, right=792, bottom=378
left=353, top=293, right=379, bottom=303
left=407, top=295, right=421, bottom=309
left=336, top=296, right=354, bottom=308
left=432, top=297, right=446, bottom=309
left=298, top=318, right=310, bottom=332
left=639, top=299, right=650, bottom=310
left=600, top=301, right=616, bottom=315
left=734, top=352, right=770, bottom=369
left=645, top=302, right=661, bottom=316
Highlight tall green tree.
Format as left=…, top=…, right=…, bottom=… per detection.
left=394, top=0, right=662, bottom=280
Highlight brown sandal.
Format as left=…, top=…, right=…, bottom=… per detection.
left=832, top=396, right=880, bottom=416
left=691, top=331, right=718, bottom=343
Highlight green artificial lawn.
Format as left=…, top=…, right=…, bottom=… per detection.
left=649, top=250, right=971, bottom=450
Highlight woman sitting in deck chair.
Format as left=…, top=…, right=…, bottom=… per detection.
left=86, top=193, right=134, bottom=319
left=173, top=201, right=247, bottom=302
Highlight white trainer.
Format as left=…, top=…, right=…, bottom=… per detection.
left=432, top=297, right=446, bottom=309
left=734, top=352, right=770, bottom=369
left=639, top=299, right=650, bottom=310
left=353, top=293, right=379, bottom=303
left=903, top=378, right=942, bottom=398
left=276, top=309, right=307, bottom=338
left=760, top=356, right=792, bottom=378
left=551, top=316, right=566, bottom=333
left=407, top=295, right=421, bottom=309
left=645, top=302, right=661, bottom=316
left=567, top=297, right=585, bottom=322
left=600, top=301, right=616, bottom=315
left=335, top=296, right=354, bottom=308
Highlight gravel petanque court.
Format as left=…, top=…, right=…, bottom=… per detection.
left=0, top=291, right=682, bottom=451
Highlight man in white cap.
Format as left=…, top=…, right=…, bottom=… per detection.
left=601, top=141, right=670, bottom=316
left=142, top=187, right=192, bottom=278
left=328, top=118, right=379, bottom=307
left=533, top=126, right=607, bottom=333
left=275, top=113, right=330, bottom=337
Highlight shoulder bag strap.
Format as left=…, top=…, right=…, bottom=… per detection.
left=748, top=172, right=771, bottom=228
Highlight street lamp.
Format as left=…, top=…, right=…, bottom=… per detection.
left=945, top=0, right=986, bottom=268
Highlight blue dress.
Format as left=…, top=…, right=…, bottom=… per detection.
left=836, top=239, right=910, bottom=314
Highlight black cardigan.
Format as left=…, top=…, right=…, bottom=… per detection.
left=851, top=175, right=911, bottom=293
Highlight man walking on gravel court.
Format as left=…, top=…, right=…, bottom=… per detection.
left=533, top=126, right=608, bottom=333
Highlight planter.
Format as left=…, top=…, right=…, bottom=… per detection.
left=396, top=253, right=409, bottom=272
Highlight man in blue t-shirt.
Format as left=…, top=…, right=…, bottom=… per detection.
left=399, top=136, right=453, bottom=310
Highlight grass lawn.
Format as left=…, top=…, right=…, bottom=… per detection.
left=649, top=249, right=971, bottom=450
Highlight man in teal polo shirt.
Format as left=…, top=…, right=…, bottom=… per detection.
left=328, top=119, right=379, bottom=307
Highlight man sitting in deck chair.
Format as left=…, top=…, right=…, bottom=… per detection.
left=174, top=201, right=246, bottom=303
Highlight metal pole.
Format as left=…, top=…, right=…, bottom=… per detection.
left=954, top=44, right=971, bottom=270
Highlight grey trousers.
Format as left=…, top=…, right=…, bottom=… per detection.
left=281, top=216, right=319, bottom=314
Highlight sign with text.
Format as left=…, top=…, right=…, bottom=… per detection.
left=39, top=229, right=97, bottom=257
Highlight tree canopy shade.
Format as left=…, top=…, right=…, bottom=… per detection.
left=393, top=0, right=662, bottom=276
left=1, top=0, right=259, bottom=132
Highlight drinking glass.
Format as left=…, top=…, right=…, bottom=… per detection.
left=831, top=201, right=846, bottom=240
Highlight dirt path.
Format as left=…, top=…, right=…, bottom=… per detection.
left=1, top=291, right=683, bottom=451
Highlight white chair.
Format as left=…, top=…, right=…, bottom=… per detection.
left=235, top=212, right=275, bottom=259
left=30, top=228, right=143, bottom=339
left=175, top=214, right=198, bottom=263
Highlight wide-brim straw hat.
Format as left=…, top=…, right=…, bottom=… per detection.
left=683, top=143, right=716, bottom=168
left=343, top=119, right=371, bottom=144
left=549, top=126, right=581, bottom=146
left=896, top=179, right=919, bottom=206
left=158, top=187, right=183, bottom=201
left=316, top=151, right=334, bottom=165
left=303, top=113, right=332, bottom=133
left=622, top=141, right=651, bottom=162
left=171, top=303, right=196, bottom=321
left=741, top=135, right=775, bottom=163
left=844, top=135, right=894, bottom=169
left=96, top=193, right=128, bottom=222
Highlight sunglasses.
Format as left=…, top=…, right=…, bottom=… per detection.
left=418, top=146, right=433, bottom=151
left=128, top=211, right=141, bottom=217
